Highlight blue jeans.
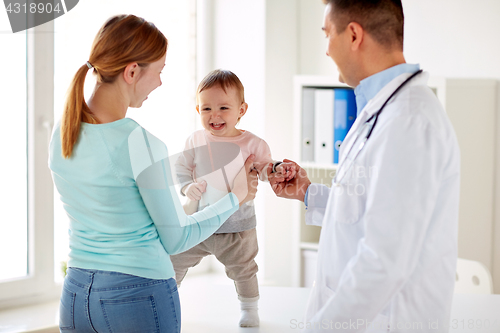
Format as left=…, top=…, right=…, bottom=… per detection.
left=60, top=267, right=181, bottom=333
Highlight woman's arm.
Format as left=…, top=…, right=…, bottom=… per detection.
left=174, top=136, right=196, bottom=195
left=128, top=127, right=253, bottom=255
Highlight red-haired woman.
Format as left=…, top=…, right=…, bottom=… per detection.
left=49, top=14, right=257, bottom=333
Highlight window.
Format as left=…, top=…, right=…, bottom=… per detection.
left=0, top=11, right=27, bottom=283
left=0, top=13, right=58, bottom=308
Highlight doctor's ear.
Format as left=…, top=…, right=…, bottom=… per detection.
left=347, top=22, right=364, bottom=50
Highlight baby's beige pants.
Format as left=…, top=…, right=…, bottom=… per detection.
left=170, top=228, right=259, bottom=299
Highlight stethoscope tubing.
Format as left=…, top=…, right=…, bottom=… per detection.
left=365, top=69, right=423, bottom=140
left=333, top=69, right=424, bottom=186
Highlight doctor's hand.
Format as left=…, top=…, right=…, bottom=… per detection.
left=232, top=155, right=259, bottom=206
left=182, top=181, right=207, bottom=201
left=274, top=161, right=298, bottom=181
left=268, top=159, right=311, bottom=202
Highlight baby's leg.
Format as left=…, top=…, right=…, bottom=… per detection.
left=170, top=237, right=212, bottom=287
left=214, top=229, right=259, bottom=327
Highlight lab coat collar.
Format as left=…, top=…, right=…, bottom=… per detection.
left=361, top=71, right=430, bottom=118
left=354, top=63, right=420, bottom=115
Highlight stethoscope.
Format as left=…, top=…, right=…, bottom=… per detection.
left=333, top=69, right=424, bottom=186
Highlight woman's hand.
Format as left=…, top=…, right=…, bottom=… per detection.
left=232, top=155, right=259, bottom=206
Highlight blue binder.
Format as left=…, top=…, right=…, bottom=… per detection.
left=333, top=89, right=357, bottom=164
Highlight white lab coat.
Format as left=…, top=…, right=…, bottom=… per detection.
left=303, top=72, right=460, bottom=333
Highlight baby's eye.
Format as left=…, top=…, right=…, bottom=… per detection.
left=202, top=108, right=211, bottom=111
left=220, top=107, right=228, bottom=110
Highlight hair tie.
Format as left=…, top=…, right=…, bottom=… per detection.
left=86, top=61, right=94, bottom=69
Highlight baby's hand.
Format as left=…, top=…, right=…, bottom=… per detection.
left=183, top=181, right=207, bottom=201
left=275, top=162, right=298, bottom=181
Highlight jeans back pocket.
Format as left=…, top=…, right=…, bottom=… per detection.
left=59, top=287, right=76, bottom=330
left=100, top=295, right=160, bottom=333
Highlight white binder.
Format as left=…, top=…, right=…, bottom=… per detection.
left=301, top=88, right=315, bottom=162
left=314, top=88, right=334, bottom=164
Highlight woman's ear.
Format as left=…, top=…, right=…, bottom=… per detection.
left=123, top=62, right=139, bottom=84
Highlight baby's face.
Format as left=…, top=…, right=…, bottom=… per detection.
left=197, top=85, right=246, bottom=137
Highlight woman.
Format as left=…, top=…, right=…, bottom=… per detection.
left=49, top=14, right=257, bottom=333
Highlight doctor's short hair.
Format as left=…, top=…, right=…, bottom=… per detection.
left=322, top=0, right=404, bottom=50
left=196, top=69, right=246, bottom=105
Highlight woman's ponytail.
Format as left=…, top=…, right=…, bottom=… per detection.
left=61, top=64, right=96, bottom=159
left=60, top=14, right=167, bottom=159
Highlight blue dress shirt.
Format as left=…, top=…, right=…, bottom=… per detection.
left=354, top=63, right=420, bottom=115
left=304, top=63, right=421, bottom=207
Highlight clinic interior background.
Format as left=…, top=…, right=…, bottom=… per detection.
left=0, top=0, right=499, bottom=308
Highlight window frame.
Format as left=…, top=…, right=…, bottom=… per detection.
left=0, top=21, right=59, bottom=309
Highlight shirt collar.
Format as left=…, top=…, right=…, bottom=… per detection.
left=354, top=63, right=420, bottom=115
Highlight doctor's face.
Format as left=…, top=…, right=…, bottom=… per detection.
left=322, top=4, right=351, bottom=85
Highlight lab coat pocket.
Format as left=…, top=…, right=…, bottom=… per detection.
left=365, top=313, right=390, bottom=333
left=321, top=284, right=336, bottom=306
left=331, top=183, right=361, bottom=224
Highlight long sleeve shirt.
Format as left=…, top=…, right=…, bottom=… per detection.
left=175, top=129, right=273, bottom=233
left=49, top=118, right=238, bottom=280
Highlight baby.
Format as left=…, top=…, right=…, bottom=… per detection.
left=171, top=69, right=294, bottom=327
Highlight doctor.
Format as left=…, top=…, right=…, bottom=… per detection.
left=270, top=0, right=460, bottom=332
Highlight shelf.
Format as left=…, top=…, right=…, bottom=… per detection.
left=301, top=162, right=338, bottom=171
left=291, top=75, right=353, bottom=287
left=300, top=242, right=320, bottom=251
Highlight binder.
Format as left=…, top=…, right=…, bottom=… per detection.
left=301, top=88, right=315, bottom=162
left=333, top=89, right=357, bottom=163
left=314, top=88, right=334, bottom=164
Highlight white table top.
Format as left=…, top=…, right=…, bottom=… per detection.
left=179, top=281, right=311, bottom=333
left=0, top=273, right=499, bottom=333
left=179, top=275, right=500, bottom=333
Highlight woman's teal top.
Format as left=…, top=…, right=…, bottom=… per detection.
left=49, top=118, right=239, bottom=279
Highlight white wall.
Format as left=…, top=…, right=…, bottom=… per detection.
left=403, top=0, right=500, bottom=79
left=297, top=0, right=337, bottom=76
left=208, top=0, right=269, bottom=280
left=263, top=0, right=299, bottom=286
left=208, top=0, right=300, bottom=286
left=401, top=0, right=500, bottom=294
left=297, top=0, right=500, bottom=79
left=212, top=0, right=266, bottom=137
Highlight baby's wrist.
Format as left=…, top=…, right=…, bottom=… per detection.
left=181, top=183, right=191, bottom=196
left=271, top=161, right=282, bottom=173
